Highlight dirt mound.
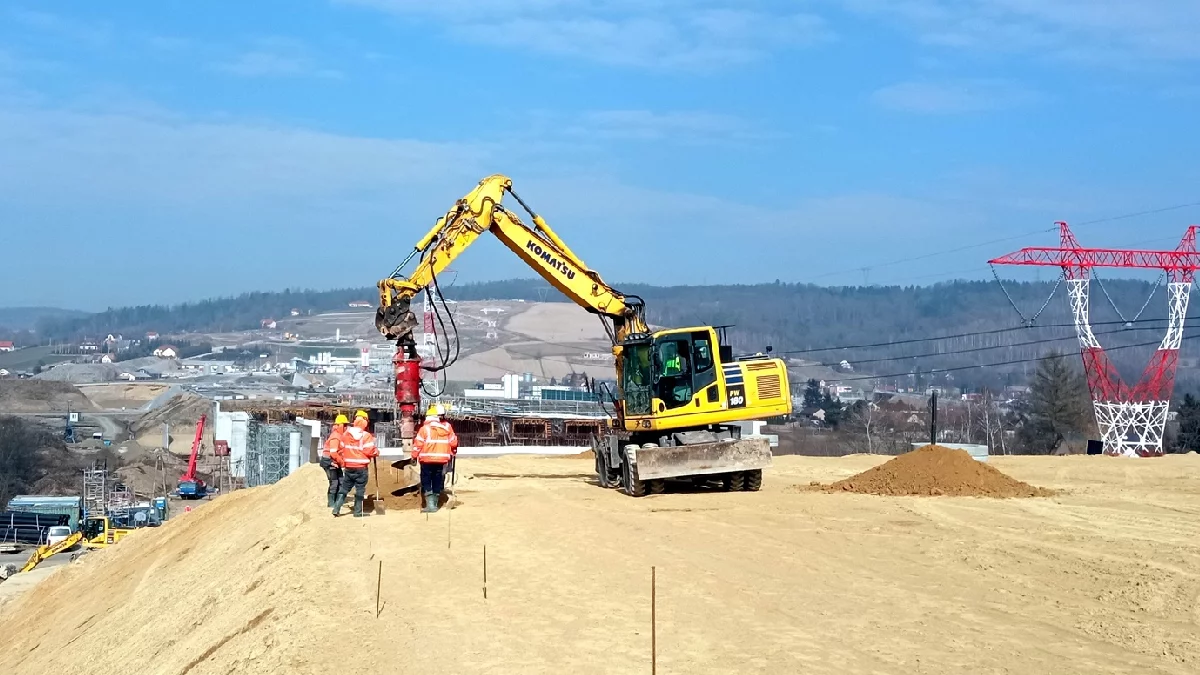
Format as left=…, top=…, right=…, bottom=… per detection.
left=131, top=392, right=212, bottom=455
left=0, top=465, right=342, bottom=673
left=0, top=380, right=95, bottom=413
left=826, top=445, right=1054, bottom=498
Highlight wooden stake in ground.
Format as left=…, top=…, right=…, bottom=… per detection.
left=652, top=566, right=657, bottom=675
left=375, top=560, right=383, bottom=618
left=483, top=545, right=488, bottom=600
left=447, top=499, right=452, bottom=549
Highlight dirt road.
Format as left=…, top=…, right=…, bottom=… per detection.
left=1, top=453, right=1198, bottom=674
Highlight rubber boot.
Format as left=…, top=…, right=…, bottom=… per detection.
left=421, top=493, right=436, bottom=513
left=327, top=493, right=336, bottom=509
left=332, top=494, right=346, bottom=517
left=353, top=496, right=365, bottom=518
left=430, top=492, right=441, bottom=513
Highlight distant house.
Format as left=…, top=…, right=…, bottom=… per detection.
left=261, top=319, right=278, bottom=329
left=348, top=301, right=372, bottom=308
left=0, top=340, right=14, bottom=352
left=290, top=308, right=301, bottom=317
left=79, top=341, right=99, bottom=352
left=153, top=345, right=179, bottom=359
left=0, top=368, right=10, bottom=377
left=100, top=353, right=117, bottom=364
left=146, top=332, right=159, bottom=342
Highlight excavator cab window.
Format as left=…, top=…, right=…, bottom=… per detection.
left=621, top=342, right=654, bottom=416
left=82, top=518, right=104, bottom=541
left=655, top=337, right=693, bottom=409
left=691, top=332, right=717, bottom=395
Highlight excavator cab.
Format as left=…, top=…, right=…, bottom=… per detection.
left=619, top=327, right=734, bottom=423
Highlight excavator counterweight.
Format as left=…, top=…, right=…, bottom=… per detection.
left=377, top=175, right=791, bottom=494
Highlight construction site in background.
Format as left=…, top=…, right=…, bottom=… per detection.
left=3, top=177, right=1200, bottom=674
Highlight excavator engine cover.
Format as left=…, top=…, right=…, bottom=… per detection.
left=633, top=438, right=772, bottom=481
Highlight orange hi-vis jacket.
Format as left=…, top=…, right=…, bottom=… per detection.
left=412, top=419, right=458, bottom=464
left=334, top=426, right=377, bottom=469
left=322, top=426, right=345, bottom=460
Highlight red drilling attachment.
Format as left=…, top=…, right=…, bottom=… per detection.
left=393, top=348, right=422, bottom=449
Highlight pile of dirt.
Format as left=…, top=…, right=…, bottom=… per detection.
left=131, top=392, right=212, bottom=455
left=0, top=465, right=341, bottom=673
left=0, top=380, right=95, bottom=413
left=826, top=445, right=1054, bottom=498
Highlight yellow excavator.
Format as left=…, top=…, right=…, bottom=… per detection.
left=20, top=516, right=133, bottom=573
left=376, top=175, right=792, bottom=496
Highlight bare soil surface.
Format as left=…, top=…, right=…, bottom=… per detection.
left=0, top=380, right=95, bottom=413
left=79, top=383, right=169, bottom=410
left=2, top=454, right=1199, bottom=674
left=825, top=444, right=1055, bottom=497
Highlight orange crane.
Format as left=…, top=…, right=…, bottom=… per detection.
left=177, top=414, right=207, bottom=499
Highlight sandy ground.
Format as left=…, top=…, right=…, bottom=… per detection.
left=2, top=453, right=1199, bottom=674
left=504, top=301, right=609, bottom=343
left=78, top=382, right=169, bottom=410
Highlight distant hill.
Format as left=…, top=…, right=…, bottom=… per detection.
left=25, top=278, right=1200, bottom=393
left=0, top=307, right=87, bottom=331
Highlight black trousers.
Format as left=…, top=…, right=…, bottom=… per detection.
left=338, top=467, right=368, bottom=500
left=319, top=456, right=342, bottom=498
left=420, top=463, right=446, bottom=494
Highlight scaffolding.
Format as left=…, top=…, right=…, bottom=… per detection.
left=107, top=482, right=135, bottom=517
left=245, top=422, right=301, bottom=487
left=82, top=459, right=109, bottom=518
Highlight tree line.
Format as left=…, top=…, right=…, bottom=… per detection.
left=22, top=277, right=1200, bottom=393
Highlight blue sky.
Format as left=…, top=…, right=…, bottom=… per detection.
left=2, top=1, right=1199, bottom=310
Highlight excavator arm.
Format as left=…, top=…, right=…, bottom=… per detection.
left=375, top=174, right=648, bottom=348
left=21, top=531, right=82, bottom=573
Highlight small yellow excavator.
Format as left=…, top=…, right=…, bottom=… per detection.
left=20, top=516, right=133, bottom=573
left=376, top=174, right=792, bottom=496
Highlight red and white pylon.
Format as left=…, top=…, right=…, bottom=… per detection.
left=991, top=223, right=1199, bottom=457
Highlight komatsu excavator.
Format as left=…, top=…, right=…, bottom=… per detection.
left=376, top=175, right=792, bottom=496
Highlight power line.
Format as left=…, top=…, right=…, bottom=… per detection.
left=776, top=318, right=1171, bottom=356
left=807, top=322, right=1169, bottom=369
left=832, top=333, right=1200, bottom=383
left=1075, top=201, right=1200, bottom=226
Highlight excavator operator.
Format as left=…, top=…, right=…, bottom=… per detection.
left=320, top=413, right=348, bottom=508
left=331, top=410, right=378, bottom=518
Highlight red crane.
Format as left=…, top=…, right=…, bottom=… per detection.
left=177, top=414, right=208, bottom=499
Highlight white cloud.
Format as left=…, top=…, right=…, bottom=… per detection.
left=336, top=0, right=832, bottom=69
left=871, top=79, right=1040, bottom=114
left=9, top=9, right=113, bottom=48
left=839, top=0, right=1200, bottom=63
left=560, top=109, right=777, bottom=145
left=0, top=101, right=487, bottom=208
left=213, top=38, right=343, bottom=79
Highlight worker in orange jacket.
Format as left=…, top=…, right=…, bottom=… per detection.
left=412, top=404, right=458, bottom=513
left=320, top=413, right=349, bottom=508
left=332, top=410, right=378, bottom=518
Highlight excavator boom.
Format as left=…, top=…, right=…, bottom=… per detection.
left=376, top=174, right=648, bottom=346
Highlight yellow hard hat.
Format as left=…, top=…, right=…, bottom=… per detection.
left=334, top=414, right=349, bottom=425
left=355, top=410, right=369, bottom=420
left=426, top=404, right=445, bottom=417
